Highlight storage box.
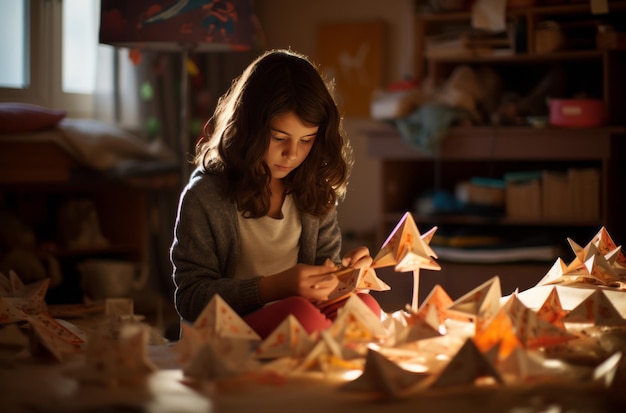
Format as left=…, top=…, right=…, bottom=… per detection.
left=506, top=179, right=542, bottom=219
left=542, top=168, right=599, bottom=220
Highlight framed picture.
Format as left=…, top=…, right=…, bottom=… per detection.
left=316, top=21, right=386, bottom=117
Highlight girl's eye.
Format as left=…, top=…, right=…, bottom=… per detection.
left=272, top=135, right=286, bottom=142
left=300, top=139, right=312, bottom=144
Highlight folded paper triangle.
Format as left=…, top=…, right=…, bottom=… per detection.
left=430, top=338, right=504, bottom=388
left=255, top=314, right=315, bottom=359
left=562, top=289, right=626, bottom=326
left=372, top=212, right=440, bottom=272
left=193, top=294, right=260, bottom=341
left=341, top=348, right=428, bottom=397
left=448, top=276, right=502, bottom=324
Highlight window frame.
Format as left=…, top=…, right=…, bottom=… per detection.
left=0, top=0, right=96, bottom=118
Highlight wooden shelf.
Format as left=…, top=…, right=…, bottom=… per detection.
left=366, top=125, right=623, bottom=161
left=418, top=1, right=626, bottom=22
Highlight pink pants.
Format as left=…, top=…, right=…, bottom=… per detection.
left=243, top=293, right=382, bottom=339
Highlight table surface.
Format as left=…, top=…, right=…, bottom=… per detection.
left=1, top=283, right=625, bottom=413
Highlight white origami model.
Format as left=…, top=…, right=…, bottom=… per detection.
left=372, top=212, right=440, bottom=312
left=317, top=266, right=390, bottom=308
left=255, top=314, right=315, bottom=359
left=68, top=323, right=156, bottom=386
left=341, top=348, right=429, bottom=398
left=430, top=338, right=504, bottom=388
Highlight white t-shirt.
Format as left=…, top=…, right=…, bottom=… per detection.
left=235, top=194, right=301, bottom=278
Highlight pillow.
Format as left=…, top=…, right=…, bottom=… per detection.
left=0, top=102, right=67, bottom=133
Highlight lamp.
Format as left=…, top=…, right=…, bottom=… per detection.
left=99, top=0, right=263, bottom=181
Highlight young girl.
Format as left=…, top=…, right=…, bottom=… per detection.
left=170, top=49, right=381, bottom=339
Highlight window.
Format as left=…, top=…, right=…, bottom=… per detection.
left=0, top=0, right=108, bottom=118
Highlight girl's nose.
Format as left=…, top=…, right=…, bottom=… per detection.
left=282, top=142, right=297, bottom=160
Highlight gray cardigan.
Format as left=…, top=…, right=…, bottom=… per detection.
left=170, top=169, right=342, bottom=322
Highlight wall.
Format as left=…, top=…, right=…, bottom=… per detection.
left=255, top=0, right=416, bottom=251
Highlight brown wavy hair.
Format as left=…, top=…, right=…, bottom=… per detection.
left=194, top=49, right=353, bottom=218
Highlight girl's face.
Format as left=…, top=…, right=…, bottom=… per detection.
left=264, top=112, right=318, bottom=180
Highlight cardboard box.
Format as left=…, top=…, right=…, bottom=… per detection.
left=506, top=179, right=541, bottom=219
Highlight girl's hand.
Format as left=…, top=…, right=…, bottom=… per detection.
left=260, top=261, right=339, bottom=303
left=341, top=246, right=373, bottom=269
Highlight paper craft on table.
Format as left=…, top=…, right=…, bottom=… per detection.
left=341, top=348, right=429, bottom=398
left=0, top=297, right=27, bottom=324
left=447, top=276, right=502, bottom=331
left=183, top=342, right=239, bottom=381
left=500, top=294, right=576, bottom=350
left=593, top=351, right=623, bottom=387
left=498, top=347, right=556, bottom=383
left=405, top=284, right=469, bottom=328
left=173, top=295, right=261, bottom=374
left=297, top=329, right=362, bottom=373
left=193, top=294, right=260, bottom=341
left=330, top=294, right=388, bottom=344
left=28, top=315, right=83, bottom=361
left=68, top=323, right=156, bottom=386
left=536, top=228, right=626, bottom=289
left=473, top=307, right=522, bottom=360
left=589, top=227, right=626, bottom=271
left=565, top=240, right=619, bottom=286
left=430, top=338, right=504, bottom=389
left=396, top=307, right=442, bottom=346
left=255, top=314, right=315, bottom=359
left=317, top=266, right=390, bottom=308
left=562, top=289, right=626, bottom=326
left=4, top=278, right=50, bottom=316
left=371, top=211, right=440, bottom=312
left=536, top=286, right=567, bottom=328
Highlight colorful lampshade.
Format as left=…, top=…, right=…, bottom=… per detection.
left=99, top=0, right=263, bottom=52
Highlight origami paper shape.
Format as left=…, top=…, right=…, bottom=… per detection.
left=317, top=267, right=363, bottom=308
left=406, top=284, right=469, bottom=329
left=360, top=267, right=392, bottom=292
left=317, top=267, right=391, bottom=309
left=562, top=289, right=626, bottom=326
left=330, top=294, right=388, bottom=344
left=473, top=307, right=522, bottom=360
left=27, top=315, right=82, bottom=361
left=255, top=314, right=315, bottom=359
left=564, top=240, right=619, bottom=286
left=593, top=351, right=623, bottom=387
left=68, top=323, right=157, bottom=386
left=4, top=278, right=50, bottom=316
left=297, top=330, right=362, bottom=373
left=498, top=347, right=554, bottom=383
left=372, top=212, right=440, bottom=312
left=173, top=297, right=260, bottom=374
left=395, top=308, right=442, bottom=346
left=536, top=258, right=572, bottom=287
left=430, top=338, right=504, bottom=388
left=447, top=276, right=502, bottom=331
left=172, top=321, right=206, bottom=365
left=28, top=312, right=85, bottom=345
left=341, top=348, right=429, bottom=398
left=536, top=286, right=567, bottom=329
left=589, top=227, right=626, bottom=271
left=0, top=297, right=27, bottom=324
left=593, top=351, right=626, bottom=407
left=501, top=295, right=576, bottom=351
left=183, top=342, right=239, bottom=381
left=193, top=294, right=260, bottom=341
